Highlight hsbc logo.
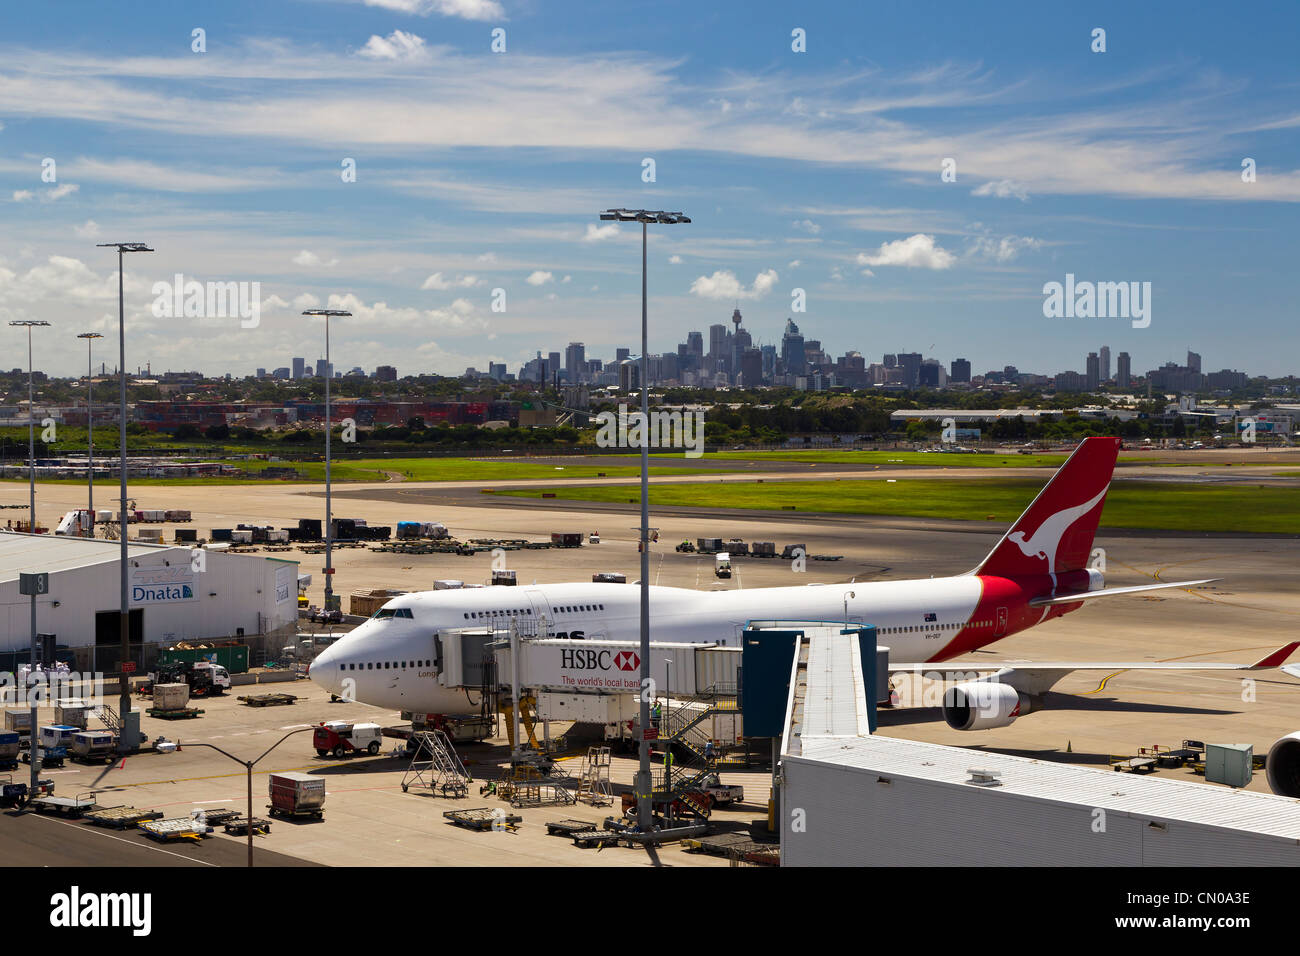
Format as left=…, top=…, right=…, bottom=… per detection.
left=615, top=651, right=640, bottom=672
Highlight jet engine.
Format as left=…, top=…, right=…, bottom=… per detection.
left=942, top=681, right=1037, bottom=731
left=1266, top=732, right=1300, bottom=798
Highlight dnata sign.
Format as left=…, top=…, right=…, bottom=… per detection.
left=130, top=566, right=197, bottom=605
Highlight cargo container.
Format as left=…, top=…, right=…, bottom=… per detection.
left=0, top=730, right=19, bottom=767
left=165, top=509, right=192, bottom=522
left=550, top=532, right=583, bottom=548
left=39, top=725, right=77, bottom=750
left=94, top=510, right=114, bottom=523
left=266, top=529, right=289, bottom=543
left=781, top=543, right=807, bottom=559
left=697, top=537, right=723, bottom=553
left=174, top=528, right=198, bottom=543
left=751, top=541, right=776, bottom=556
left=152, top=683, right=190, bottom=711
left=396, top=521, right=422, bottom=539
left=726, top=538, right=749, bottom=555
left=4, top=711, right=31, bottom=733
left=210, top=528, right=233, bottom=542
left=230, top=530, right=253, bottom=544
left=55, top=700, right=91, bottom=729
left=70, top=730, right=115, bottom=761
left=268, top=771, right=325, bottom=817
left=141, top=510, right=166, bottom=522
left=136, top=528, right=164, bottom=543
left=423, top=522, right=449, bottom=539
left=491, top=569, right=517, bottom=586
left=593, top=572, right=626, bottom=583
left=433, top=580, right=464, bottom=590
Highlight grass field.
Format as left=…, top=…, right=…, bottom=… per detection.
left=0, top=457, right=716, bottom=486
left=658, top=449, right=1072, bottom=467
left=492, top=476, right=1300, bottom=534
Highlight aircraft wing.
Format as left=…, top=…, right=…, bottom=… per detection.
left=888, top=642, right=1300, bottom=695
left=1027, top=579, right=1219, bottom=607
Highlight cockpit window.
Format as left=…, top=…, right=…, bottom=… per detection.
left=372, top=607, right=414, bottom=620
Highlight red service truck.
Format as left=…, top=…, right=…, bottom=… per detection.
left=313, top=721, right=383, bottom=758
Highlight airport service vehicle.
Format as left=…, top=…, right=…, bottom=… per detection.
left=313, top=721, right=383, bottom=757
left=268, top=771, right=325, bottom=818
left=383, top=713, right=492, bottom=750
left=146, top=660, right=228, bottom=697
left=714, top=553, right=732, bottom=579
left=308, top=438, right=1299, bottom=730
left=55, top=510, right=94, bottom=537
left=693, top=772, right=743, bottom=807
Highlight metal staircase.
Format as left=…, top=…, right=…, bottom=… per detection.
left=654, top=684, right=745, bottom=820
left=400, top=730, right=471, bottom=798
left=94, top=702, right=121, bottom=733
left=574, top=746, right=613, bottom=806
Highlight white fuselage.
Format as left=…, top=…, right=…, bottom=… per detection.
left=308, top=577, right=994, bottom=714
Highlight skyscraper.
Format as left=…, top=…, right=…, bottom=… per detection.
left=1086, top=352, right=1100, bottom=390
left=565, top=342, right=585, bottom=383
left=1099, top=345, right=1111, bottom=382
left=950, top=358, right=971, bottom=383
left=781, top=319, right=805, bottom=376
left=292, top=357, right=306, bottom=379
left=896, top=352, right=922, bottom=387
left=1117, top=351, right=1132, bottom=388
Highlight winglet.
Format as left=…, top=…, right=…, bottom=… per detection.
left=1250, top=642, right=1300, bottom=669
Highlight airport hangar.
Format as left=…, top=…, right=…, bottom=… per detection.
left=0, top=532, right=300, bottom=670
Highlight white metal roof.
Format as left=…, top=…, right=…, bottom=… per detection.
left=0, top=531, right=182, bottom=584
left=795, top=734, right=1300, bottom=841
left=799, top=626, right=872, bottom=738
left=781, top=620, right=1300, bottom=841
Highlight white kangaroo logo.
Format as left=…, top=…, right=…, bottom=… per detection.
left=1008, top=486, right=1109, bottom=574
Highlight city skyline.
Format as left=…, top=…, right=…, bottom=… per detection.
left=2, top=2, right=1300, bottom=380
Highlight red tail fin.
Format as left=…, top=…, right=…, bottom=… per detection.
left=974, top=437, right=1120, bottom=578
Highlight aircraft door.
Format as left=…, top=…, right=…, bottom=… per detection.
left=995, top=606, right=1008, bottom=637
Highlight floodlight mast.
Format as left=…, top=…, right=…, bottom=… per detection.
left=77, top=332, right=104, bottom=518
left=97, top=241, right=153, bottom=750
left=301, top=310, right=352, bottom=613
left=596, top=208, right=689, bottom=832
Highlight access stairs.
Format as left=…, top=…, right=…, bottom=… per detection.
left=653, top=685, right=745, bottom=820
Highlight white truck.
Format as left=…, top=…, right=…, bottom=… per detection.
left=694, top=772, right=744, bottom=807
left=55, top=510, right=94, bottom=537
left=192, top=661, right=232, bottom=694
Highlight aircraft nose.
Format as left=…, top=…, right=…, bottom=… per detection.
left=309, top=646, right=340, bottom=694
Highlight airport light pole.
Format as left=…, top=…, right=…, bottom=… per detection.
left=164, top=727, right=314, bottom=867
left=597, top=209, right=690, bottom=830
left=10, top=319, right=50, bottom=793
left=97, top=242, right=153, bottom=752
left=8, top=321, right=50, bottom=534
left=301, top=310, right=350, bottom=613
left=77, top=332, right=104, bottom=525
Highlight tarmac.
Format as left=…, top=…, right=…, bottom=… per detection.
left=2, top=447, right=1299, bottom=865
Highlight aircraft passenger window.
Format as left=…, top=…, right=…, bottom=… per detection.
left=367, top=662, right=373, bottom=669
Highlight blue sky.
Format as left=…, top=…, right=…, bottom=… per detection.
left=2, top=0, right=1298, bottom=380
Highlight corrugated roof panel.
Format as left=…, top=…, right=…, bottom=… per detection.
left=797, top=734, right=1300, bottom=840
left=0, top=532, right=180, bottom=583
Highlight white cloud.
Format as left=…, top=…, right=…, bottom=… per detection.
left=792, top=219, right=821, bottom=234
left=856, top=234, right=955, bottom=270
left=74, top=220, right=101, bottom=239
left=689, top=268, right=779, bottom=300
left=525, top=270, right=553, bottom=286
left=967, top=234, right=1043, bottom=262
left=357, top=30, right=429, bottom=61
left=293, top=293, right=321, bottom=311
left=583, top=223, right=620, bottom=242
left=561, top=275, right=571, bottom=283
left=47, top=183, right=79, bottom=201
left=787, top=259, right=801, bottom=268
left=476, top=252, right=497, bottom=263
left=668, top=254, right=682, bottom=264
left=12, top=190, right=32, bottom=202
left=293, top=250, right=339, bottom=268
left=421, top=271, right=483, bottom=290
left=972, top=179, right=1030, bottom=202
left=360, top=0, right=506, bottom=21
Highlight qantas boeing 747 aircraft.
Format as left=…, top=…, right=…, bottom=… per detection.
left=308, top=437, right=1296, bottom=730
